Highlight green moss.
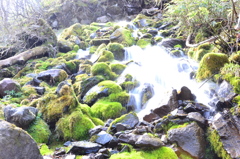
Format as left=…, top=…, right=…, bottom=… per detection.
left=120, top=81, right=137, bottom=92
left=56, top=52, right=77, bottom=60
left=73, top=45, right=80, bottom=52
left=39, top=144, right=54, bottom=156
left=207, top=128, right=232, bottom=159
left=111, top=28, right=135, bottom=46
left=91, top=62, right=116, bottom=80
left=136, top=38, right=152, bottom=49
left=196, top=53, right=229, bottom=81
left=219, top=63, right=240, bottom=94
left=229, top=51, right=240, bottom=64
left=98, top=80, right=122, bottom=94
left=56, top=112, right=95, bottom=140
left=91, top=100, right=123, bottom=120
left=107, top=43, right=125, bottom=60
left=110, top=147, right=178, bottom=159
left=98, top=50, right=114, bottom=62
left=27, top=116, right=51, bottom=143
left=108, top=92, right=130, bottom=106
left=89, top=46, right=98, bottom=54
left=110, top=63, right=126, bottom=75
left=168, top=122, right=190, bottom=130
left=91, top=117, right=104, bottom=126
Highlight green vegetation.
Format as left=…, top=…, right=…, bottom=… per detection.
left=91, top=62, right=117, bottom=80
left=196, top=53, right=229, bottom=81
left=136, top=38, right=152, bottom=49
left=110, top=146, right=178, bottom=159
left=110, top=63, right=126, bottom=75
left=107, top=43, right=125, bottom=60
left=207, top=128, right=232, bottom=159
left=27, top=116, right=51, bottom=143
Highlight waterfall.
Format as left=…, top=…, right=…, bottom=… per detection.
left=121, top=45, right=217, bottom=119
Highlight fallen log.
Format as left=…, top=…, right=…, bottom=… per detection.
left=0, top=46, right=49, bottom=69
left=186, top=33, right=218, bottom=48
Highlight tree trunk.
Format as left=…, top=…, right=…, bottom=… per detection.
left=0, top=46, right=49, bottom=69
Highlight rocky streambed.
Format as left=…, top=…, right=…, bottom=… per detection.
left=0, top=6, right=240, bottom=159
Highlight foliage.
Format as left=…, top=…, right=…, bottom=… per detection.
left=4, top=90, right=22, bottom=98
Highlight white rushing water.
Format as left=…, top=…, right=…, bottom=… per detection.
left=120, top=45, right=217, bottom=120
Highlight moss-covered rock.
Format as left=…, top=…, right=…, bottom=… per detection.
left=98, top=50, right=114, bottom=62
left=229, top=51, right=240, bottom=64
left=196, top=53, right=229, bottom=81
left=110, top=63, right=126, bottom=75
left=55, top=111, right=96, bottom=140
left=91, top=62, right=117, bottom=80
left=110, top=28, right=135, bottom=46
left=27, top=116, right=51, bottom=143
left=107, top=43, right=125, bottom=60
left=207, top=128, right=232, bottom=159
left=137, top=38, right=152, bottom=49
left=91, top=100, right=123, bottom=120
left=219, top=63, right=240, bottom=94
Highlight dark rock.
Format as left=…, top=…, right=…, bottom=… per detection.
left=141, top=83, right=154, bottom=108
left=116, top=123, right=129, bottom=132
left=0, top=120, right=43, bottom=159
left=4, top=106, right=38, bottom=129
left=177, top=86, right=195, bottom=101
left=159, top=38, right=186, bottom=48
left=89, top=126, right=105, bottom=137
left=107, top=137, right=119, bottom=149
left=104, top=119, right=114, bottom=127
left=143, top=112, right=159, bottom=122
left=168, top=122, right=205, bottom=158
left=79, top=76, right=105, bottom=100
left=95, top=131, right=114, bottom=145
left=184, top=103, right=209, bottom=113
left=0, top=78, right=21, bottom=98
left=58, top=40, right=73, bottom=53
left=64, top=141, right=72, bottom=147
left=96, top=16, right=111, bottom=23
left=211, top=113, right=240, bottom=158
left=37, top=69, right=68, bottom=86
left=153, top=105, right=171, bottom=117
left=135, top=133, right=163, bottom=149
left=26, top=78, right=42, bottom=86
left=95, top=153, right=105, bottom=159
left=67, top=141, right=102, bottom=155
left=187, top=112, right=205, bottom=124
left=90, top=39, right=110, bottom=46
left=34, top=86, right=45, bottom=95
left=118, top=133, right=140, bottom=145
left=0, top=68, right=13, bottom=79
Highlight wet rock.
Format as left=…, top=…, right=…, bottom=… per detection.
left=0, top=78, right=21, bottom=98
left=168, top=122, right=205, bottom=159
left=34, top=86, right=45, bottom=95
left=67, top=141, right=102, bottom=155
left=143, top=112, right=159, bottom=122
left=4, top=105, right=38, bottom=129
left=110, top=28, right=135, bottom=46
left=37, top=69, right=68, bottom=86
left=96, top=16, right=111, bottom=23
left=187, top=112, right=205, bottom=124
left=110, top=112, right=139, bottom=132
left=58, top=39, right=74, bottom=53
left=26, top=77, right=42, bottom=86
left=78, top=76, right=105, bottom=100
left=89, top=126, right=105, bottom=137
left=118, top=133, right=140, bottom=145
left=135, top=133, right=163, bottom=149
left=183, top=103, right=209, bottom=113
left=159, top=38, right=186, bottom=48
left=141, top=83, right=154, bottom=108
left=82, top=85, right=109, bottom=106
left=0, top=68, right=13, bottom=79
left=153, top=105, right=172, bottom=117
left=0, top=120, right=43, bottom=159
left=105, top=119, right=114, bottom=127
left=177, top=86, right=195, bottom=101
left=95, top=131, right=114, bottom=145
left=90, top=39, right=110, bottom=46
left=211, top=113, right=240, bottom=158
left=107, top=136, right=119, bottom=148
left=217, top=80, right=237, bottom=101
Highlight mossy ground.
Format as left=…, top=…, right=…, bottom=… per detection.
left=110, top=146, right=178, bottom=159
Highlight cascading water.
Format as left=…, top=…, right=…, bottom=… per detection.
left=120, top=45, right=217, bottom=120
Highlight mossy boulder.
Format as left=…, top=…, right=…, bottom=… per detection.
left=27, top=116, right=51, bottom=143
left=136, top=38, right=152, bottom=49
left=91, top=62, right=117, bottom=80
left=98, top=50, right=114, bottom=62
left=196, top=53, right=229, bottom=81
left=55, top=111, right=96, bottom=140
left=110, top=63, right=126, bottom=75
left=37, top=94, right=77, bottom=125
left=188, top=43, right=214, bottom=62
left=37, top=69, right=68, bottom=86
left=229, top=51, right=240, bottom=64
left=107, top=43, right=125, bottom=60
left=110, top=28, right=135, bottom=46
left=132, top=14, right=156, bottom=28
left=91, top=100, right=123, bottom=120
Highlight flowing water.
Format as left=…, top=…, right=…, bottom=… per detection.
left=121, top=45, right=217, bottom=119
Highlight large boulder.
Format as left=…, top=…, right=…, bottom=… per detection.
left=135, top=133, right=163, bottom=149
left=4, top=106, right=38, bottom=129
left=167, top=122, right=206, bottom=159
left=0, top=120, right=43, bottom=159
left=110, top=28, right=135, bottom=46
left=0, top=78, right=21, bottom=98
left=37, top=69, right=68, bottom=86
